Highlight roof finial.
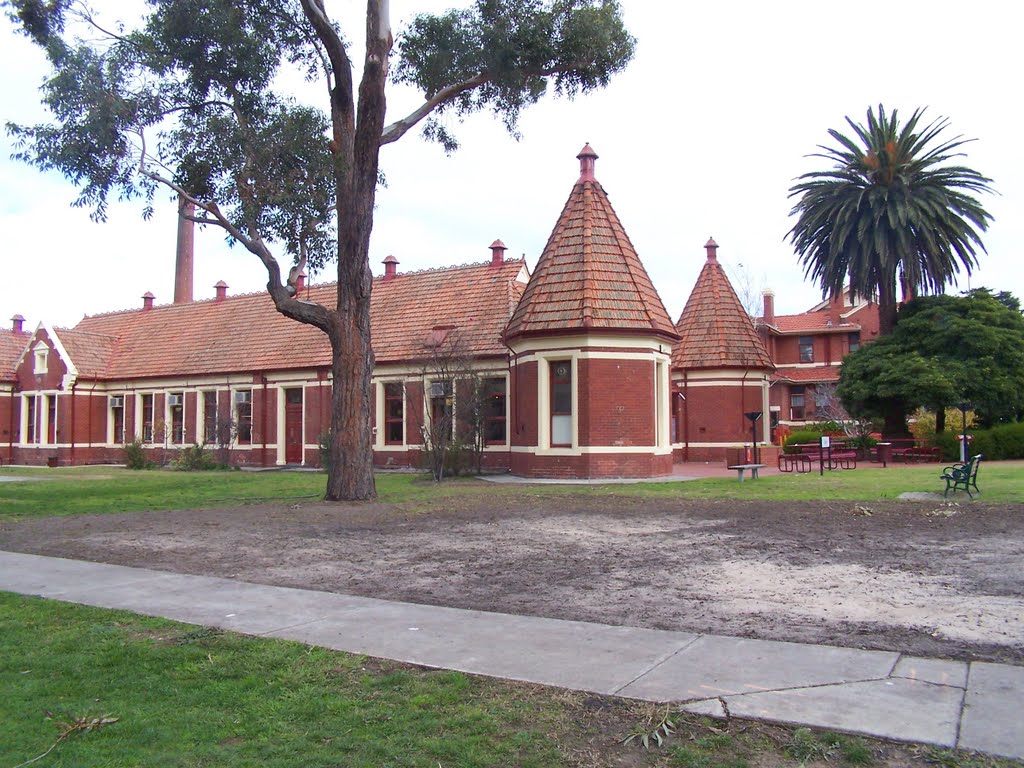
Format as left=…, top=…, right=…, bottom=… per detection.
left=705, top=237, right=719, bottom=263
left=577, top=143, right=598, bottom=182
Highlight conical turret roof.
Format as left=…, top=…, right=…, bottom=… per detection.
left=672, top=239, right=773, bottom=370
left=504, top=145, right=677, bottom=342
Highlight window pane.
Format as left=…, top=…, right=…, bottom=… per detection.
left=204, top=392, right=218, bottom=443
left=552, top=414, right=572, bottom=445
left=552, top=381, right=571, bottom=414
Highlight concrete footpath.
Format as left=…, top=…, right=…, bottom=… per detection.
left=2, top=550, right=1021, bottom=760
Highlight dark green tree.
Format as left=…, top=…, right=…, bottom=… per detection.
left=787, top=105, right=995, bottom=338
left=837, top=290, right=1024, bottom=428
left=5, top=0, right=635, bottom=500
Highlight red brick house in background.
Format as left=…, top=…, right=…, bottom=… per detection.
left=758, top=288, right=881, bottom=436
left=1, top=145, right=880, bottom=476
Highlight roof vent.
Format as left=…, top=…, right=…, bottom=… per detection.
left=704, top=238, right=719, bottom=263
left=142, top=292, right=155, bottom=311
left=577, top=143, right=598, bottom=182
left=214, top=280, right=228, bottom=302
left=382, top=254, right=399, bottom=281
left=489, top=239, right=507, bottom=268
left=11, top=314, right=25, bottom=334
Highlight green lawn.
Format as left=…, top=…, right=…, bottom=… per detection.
left=4, top=594, right=1017, bottom=768
left=0, top=592, right=564, bottom=768
left=0, top=461, right=1021, bottom=521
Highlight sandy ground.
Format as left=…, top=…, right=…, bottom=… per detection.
left=2, top=494, right=1022, bottom=664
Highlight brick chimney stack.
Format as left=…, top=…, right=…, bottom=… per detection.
left=577, top=143, right=598, bottom=182
left=762, top=290, right=775, bottom=324
left=705, top=237, right=719, bottom=263
left=174, top=195, right=195, bottom=304
left=142, top=291, right=155, bottom=311
left=382, top=255, right=399, bottom=281
left=11, top=314, right=25, bottom=334
left=489, top=239, right=507, bottom=268
left=214, top=280, right=228, bottom=302
left=294, top=270, right=306, bottom=294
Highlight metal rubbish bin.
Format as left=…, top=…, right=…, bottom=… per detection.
left=875, top=442, right=892, bottom=467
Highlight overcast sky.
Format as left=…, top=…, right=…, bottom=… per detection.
left=2, top=1, right=1021, bottom=332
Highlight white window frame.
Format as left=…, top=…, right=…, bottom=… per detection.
left=32, top=344, right=48, bottom=375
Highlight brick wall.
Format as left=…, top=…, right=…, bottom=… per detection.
left=577, top=358, right=655, bottom=447
left=510, top=451, right=672, bottom=478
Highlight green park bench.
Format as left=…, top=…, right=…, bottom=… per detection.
left=940, top=454, right=983, bottom=498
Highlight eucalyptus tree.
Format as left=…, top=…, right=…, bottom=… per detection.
left=787, top=105, right=994, bottom=337
left=5, top=0, right=635, bottom=500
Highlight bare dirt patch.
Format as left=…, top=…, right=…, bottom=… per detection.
left=2, top=494, right=1022, bottom=664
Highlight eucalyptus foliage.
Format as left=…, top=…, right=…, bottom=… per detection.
left=788, top=105, right=994, bottom=335
left=4, top=0, right=634, bottom=500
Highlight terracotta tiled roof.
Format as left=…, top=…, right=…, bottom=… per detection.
left=765, top=311, right=861, bottom=334
left=772, top=366, right=841, bottom=384
left=672, top=240, right=773, bottom=370
left=504, top=145, right=677, bottom=342
left=54, top=328, right=118, bottom=378
left=0, top=330, right=29, bottom=383
left=370, top=259, right=526, bottom=364
left=70, top=259, right=526, bottom=379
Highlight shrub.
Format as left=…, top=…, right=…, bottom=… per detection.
left=931, top=421, right=1024, bottom=461
left=174, top=443, right=217, bottom=471
left=847, top=434, right=878, bottom=450
left=803, top=420, right=845, bottom=435
left=971, top=422, right=1024, bottom=461
left=122, top=439, right=152, bottom=470
left=782, top=429, right=826, bottom=454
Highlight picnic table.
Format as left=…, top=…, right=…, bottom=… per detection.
left=785, top=443, right=858, bottom=470
left=727, top=463, right=767, bottom=481
left=888, top=439, right=941, bottom=463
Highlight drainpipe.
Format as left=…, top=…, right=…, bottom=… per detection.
left=6, top=385, right=15, bottom=465
left=683, top=371, right=690, bottom=462
left=69, top=381, right=76, bottom=466
left=261, top=373, right=269, bottom=467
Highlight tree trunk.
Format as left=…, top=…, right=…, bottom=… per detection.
left=877, top=272, right=899, bottom=337
left=935, top=407, right=946, bottom=434
left=325, top=308, right=376, bottom=501
left=882, top=400, right=909, bottom=439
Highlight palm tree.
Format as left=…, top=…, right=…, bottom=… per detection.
left=787, top=105, right=994, bottom=336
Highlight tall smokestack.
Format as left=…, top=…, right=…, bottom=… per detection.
left=174, top=195, right=195, bottom=304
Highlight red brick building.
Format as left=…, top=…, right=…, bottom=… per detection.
left=758, top=289, right=881, bottom=434
left=1, top=145, right=879, bottom=476
left=672, top=239, right=774, bottom=462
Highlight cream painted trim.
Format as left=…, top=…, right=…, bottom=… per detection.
left=509, top=333, right=675, bottom=355
left=375, top=378, right=407, bottom=450
left=373, top=362, right=508, bottom=378
left=230, top=386, right=254, bottom=449
left=676, top=379, right=771, bottom=388
left=672, top=369, right=771, bottom=382
left=515, top=350, right=671, bottom=366
left=656, top=358, right=670, bottom=450
left=781, top=362, right=843, bottom=369
left=19, top=394, right=30, bottom=444
left=535, top=354, right=578, bottom=449
left=510, top=445, right=674, bottom=456
left=32, top=344, right=49, bottom=376
left=275, top=386, right=288, bottom=464
left=671, top=441, right=751, bottom=449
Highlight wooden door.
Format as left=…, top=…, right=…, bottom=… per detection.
left=284, top=388, right=303, bottom=464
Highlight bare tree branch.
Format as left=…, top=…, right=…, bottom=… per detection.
left=138, top=165, right=333, bottom=333
left=380, top=73, right=491, bottom=146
